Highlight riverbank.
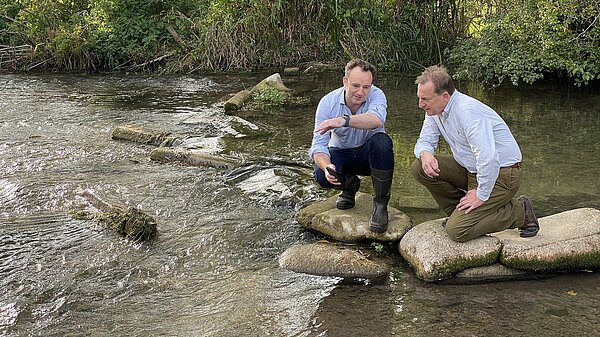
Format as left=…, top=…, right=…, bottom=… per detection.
left=2, top=0, right=598, bottom=86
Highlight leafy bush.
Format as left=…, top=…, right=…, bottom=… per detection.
left=447, top=0, right=600, bottom=86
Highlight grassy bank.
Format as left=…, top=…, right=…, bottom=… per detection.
left=1, top=0, right=598, bottom=86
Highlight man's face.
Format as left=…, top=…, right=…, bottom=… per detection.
left=417, top=81, right=449, bottom=116
left=343, top=67, right=372, bottom=110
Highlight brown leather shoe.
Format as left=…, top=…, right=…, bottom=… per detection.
left=518, top=195, right=539, bottom=238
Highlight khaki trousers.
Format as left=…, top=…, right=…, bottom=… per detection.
left=411, top=155, right=525, bottom=242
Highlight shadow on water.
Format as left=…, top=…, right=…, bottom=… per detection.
left=1, top=72, right=600, bottom=336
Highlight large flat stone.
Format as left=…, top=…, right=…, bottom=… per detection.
left=279, top=242, right=389, bottom=280
left=296, top=192, right=413, bottom=243
left=496, top=208, right=600, bottom=271
left=399, top=208, right=600, bottom=283
left=398, top=219, right=502, bottom=282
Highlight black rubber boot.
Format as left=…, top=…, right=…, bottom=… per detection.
left=369, top=168, right=393, bottom=233
left=336, top=175, right=361, bottom=210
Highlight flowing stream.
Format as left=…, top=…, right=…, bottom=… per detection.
left=1, top=72, right=600, bottom=336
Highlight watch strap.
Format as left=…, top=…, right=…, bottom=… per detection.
left=343, top=114, right=350, bottom=127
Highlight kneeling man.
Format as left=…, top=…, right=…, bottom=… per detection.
left=411, top=65, right=539, bottom=242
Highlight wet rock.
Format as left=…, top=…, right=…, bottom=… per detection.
left=279, top=242, right=389, bottom=280
left=296, top=192, right=413, bottom=243
left=224, top=89, right=252, bottom=112
left=111, top=124, right=180, bottom=146
left=399, top=208, right=600, bottom=283
left=250, top=73, right=291, bottom=93
left=149, top=147, right=240, bottom=169
left=398, top=219, right=501, bottom=282
left=224, top=73, right=292, bottom=112
left=497, top=208, right=600, bottom=271
left=440, top=263, right=555, bottom=284
left=76, top=189, right=158, bottom=242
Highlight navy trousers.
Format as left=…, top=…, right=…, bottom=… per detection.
left=313, top=132, right=394, bottom=188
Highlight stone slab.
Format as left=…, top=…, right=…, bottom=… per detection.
left=398, top=219, right=502, bottom=282
left=279, top=242, right=389, bottom=280
left=496, top=208, right=600, bottom=271
left=296, top=192, right=413, bottom=243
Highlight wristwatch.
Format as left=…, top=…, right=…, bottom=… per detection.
left=343, top=114, right=351, bottom=127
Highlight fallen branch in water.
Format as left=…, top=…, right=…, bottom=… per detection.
left=70, top=189, right=158, bottom=242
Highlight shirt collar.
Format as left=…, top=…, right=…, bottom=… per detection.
left=443, top=90, right=460, bottom=116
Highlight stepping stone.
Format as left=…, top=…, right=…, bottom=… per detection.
left=399, top=208, right=600, bottom=283
left=279, top=242, right=389, bottom=280
left=296, top=192, right=413, bottom=243
left=398, top=219, right=501, bottom=282
left=496, top=208, right=600, bottom=271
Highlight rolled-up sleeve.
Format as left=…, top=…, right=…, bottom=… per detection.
left=413, top=115, right=440, bottom=158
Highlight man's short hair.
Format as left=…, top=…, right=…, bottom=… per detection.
left=345, top=58, right=376, bottom=79
left=415, top=65, right=455, bottom=95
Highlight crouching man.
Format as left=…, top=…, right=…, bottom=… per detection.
left=308, top=58, right=394, bottom=232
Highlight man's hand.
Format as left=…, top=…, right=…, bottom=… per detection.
left=313, top=153, right=341, bottom=186
left=315, top=117, right=344, bottom=135
left=420, top=151, right=440, bottom=178
left=325, top=164, right=341, bottom=186
left=457, top=189, right=484, bottom=214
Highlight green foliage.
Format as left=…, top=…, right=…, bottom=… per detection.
left=89, top=0, right=177, bottom=67
left=371, top=242, right=384, bottom=253
left=190, top=0, right=459, bottom=72
left=1, top=0, right=463, bottom=72
left=1, top=0, right=597, bottom=86
left=447, top=0, right=600, bottom=86
left=252, top=87, right=285, bottom=110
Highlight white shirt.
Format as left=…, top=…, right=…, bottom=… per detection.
left=414, top=90, right=522, bottom=201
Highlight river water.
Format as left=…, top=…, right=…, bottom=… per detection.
left=1, top=72, right=599, bottom=337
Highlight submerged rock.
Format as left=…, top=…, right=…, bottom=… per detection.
left=111, top=124, right=180, bottom=147
left=279, top=242, right=389, bottom=280
left=296, top=192, right=413, bottom=243
left=440, top=263, right=554, bottom=285
left=149, top=147, right=240, bottom=169
left=399, top=207, right=600, bottom=283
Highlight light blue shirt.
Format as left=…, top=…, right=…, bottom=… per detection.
left=414, top=90, right=522, bottom=201
left=308, top=85, right=387, bottom=159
